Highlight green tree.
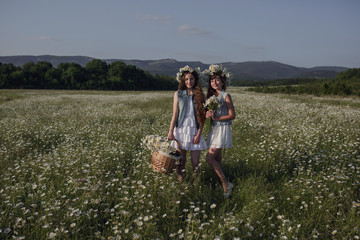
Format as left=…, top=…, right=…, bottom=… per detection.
left=44, top=68, right=61, bottom=89
left=22, top=61, right=53, bottom=88
left=108, top=61, right=127, bottom=89
left=85, top=59, right=108, bottom=89
left=9, top=70, right=25, bottom=88
left=57, top=63, right=86, bottom=89
left=22, top=62, right=36, bottom=88
left=0, top=63, right=22, bottom=88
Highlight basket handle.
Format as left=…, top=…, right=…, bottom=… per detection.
left=167, top=138, right=181, bottom=151
left=173, top=138, right=181, bottom=151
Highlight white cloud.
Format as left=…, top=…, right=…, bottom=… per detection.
left=177, top=24, right=211, bottom=35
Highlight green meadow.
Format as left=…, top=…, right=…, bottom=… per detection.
left=0, top=89, right=359, bottom=239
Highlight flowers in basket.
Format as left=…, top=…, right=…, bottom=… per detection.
left=142, top=135, right=181, bottom=161
left=204, top=95, right=220, bottom=111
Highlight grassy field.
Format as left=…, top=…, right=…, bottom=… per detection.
left=0, top=88, right=359, bottom=239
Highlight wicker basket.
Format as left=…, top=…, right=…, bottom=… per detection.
left=151, top=139, right=181, bottom=174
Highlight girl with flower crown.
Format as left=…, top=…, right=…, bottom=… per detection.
left=167, top=65, right=207, bottom=181
left=203, top=65, right=235, bottom=197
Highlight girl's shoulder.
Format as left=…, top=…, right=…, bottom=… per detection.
left=220, top=90, right=230, bottom=98
left=221, top=91, right=234, bottom=104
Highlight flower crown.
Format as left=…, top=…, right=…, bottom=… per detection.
left=176, top=65, right=201, bottom=82
left=201, top=64, right=232, bottom=85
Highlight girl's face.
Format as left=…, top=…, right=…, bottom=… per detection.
left=184, top=73, right=195, bottom=89
left=210, top=75, right=224, bottom=91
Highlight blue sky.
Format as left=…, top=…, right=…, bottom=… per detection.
left=1, top=0, right=359, bottom=68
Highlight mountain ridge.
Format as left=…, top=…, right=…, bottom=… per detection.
left=0, top=55, right=349, bottom=81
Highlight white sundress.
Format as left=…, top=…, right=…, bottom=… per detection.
left=207, top=91, right=233, bottom=149
left=172, top=95, right=207, bottom=151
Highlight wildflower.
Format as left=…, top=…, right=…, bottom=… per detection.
left=70, top=223, right=76, bottom=228
left=176, top=65, right=201, bottom=82
left=202, top=64, right=232, bottom=85
left=142, top=135, right=179, bottom=158
left=3, top=228, right=11, bottom=234
left=204, top=96, right=220, bottom=111
left=49, top=232, right=56, bottom=239
left=210, top=204, right=216, bottom=209
left=14, top=237, right=25, bottom=240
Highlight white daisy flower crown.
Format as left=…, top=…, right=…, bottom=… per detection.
left=176, top=65, right=201, bottom=82
left=201, top=64, right=232, bottom=85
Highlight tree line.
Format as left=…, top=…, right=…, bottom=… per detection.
left=0, top=59, right=178, bottom=90
left=247, top=68, right=360, bottom=96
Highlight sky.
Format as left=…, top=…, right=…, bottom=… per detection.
left=1, top=0, right=360, bottom=68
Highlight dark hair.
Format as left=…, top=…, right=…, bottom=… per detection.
left=178, top=71, right=206, bottom=125
left=207, top=74, right=227, bottom=98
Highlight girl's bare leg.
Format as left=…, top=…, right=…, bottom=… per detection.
left=206, top=148, right=229, bottom=191
left=177, top=150, right=187, bottom=181
left=215, top=149, right=222, bottom=167
left=190, top=150, right=200, bottom=175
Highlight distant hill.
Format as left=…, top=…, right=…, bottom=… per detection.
left=0, top=55, right=349, bottom=81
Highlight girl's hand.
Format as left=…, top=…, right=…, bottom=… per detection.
left=193, top=133, right=200, bottom=144
left=211, top=115, right=219, bottom=121
left=167, top=131, right=175, bottom=140
left=206, top=110, right=214, bottom=119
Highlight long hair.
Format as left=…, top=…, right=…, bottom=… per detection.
left=178, top=71, right=206, bottom=125
left=207, top=74, right=227, bottom=98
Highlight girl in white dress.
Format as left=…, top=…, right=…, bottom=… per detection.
left=203, top=65, right=235, bottom=197
left=168, top=66, right=207, bottom=181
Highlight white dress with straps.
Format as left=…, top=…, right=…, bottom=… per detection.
left=172, top=95, right=207, bottom=151
left=207, top=91, right=233, bottom=149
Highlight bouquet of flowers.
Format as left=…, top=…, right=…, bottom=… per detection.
left=142, top=135, right=181, bottom=160
left=203, top=95, right=220, bottom=111
left=203, top=96, right=220, bottom=138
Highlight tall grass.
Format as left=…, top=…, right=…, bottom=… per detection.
left=0, top=89, right=359, bottom=239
